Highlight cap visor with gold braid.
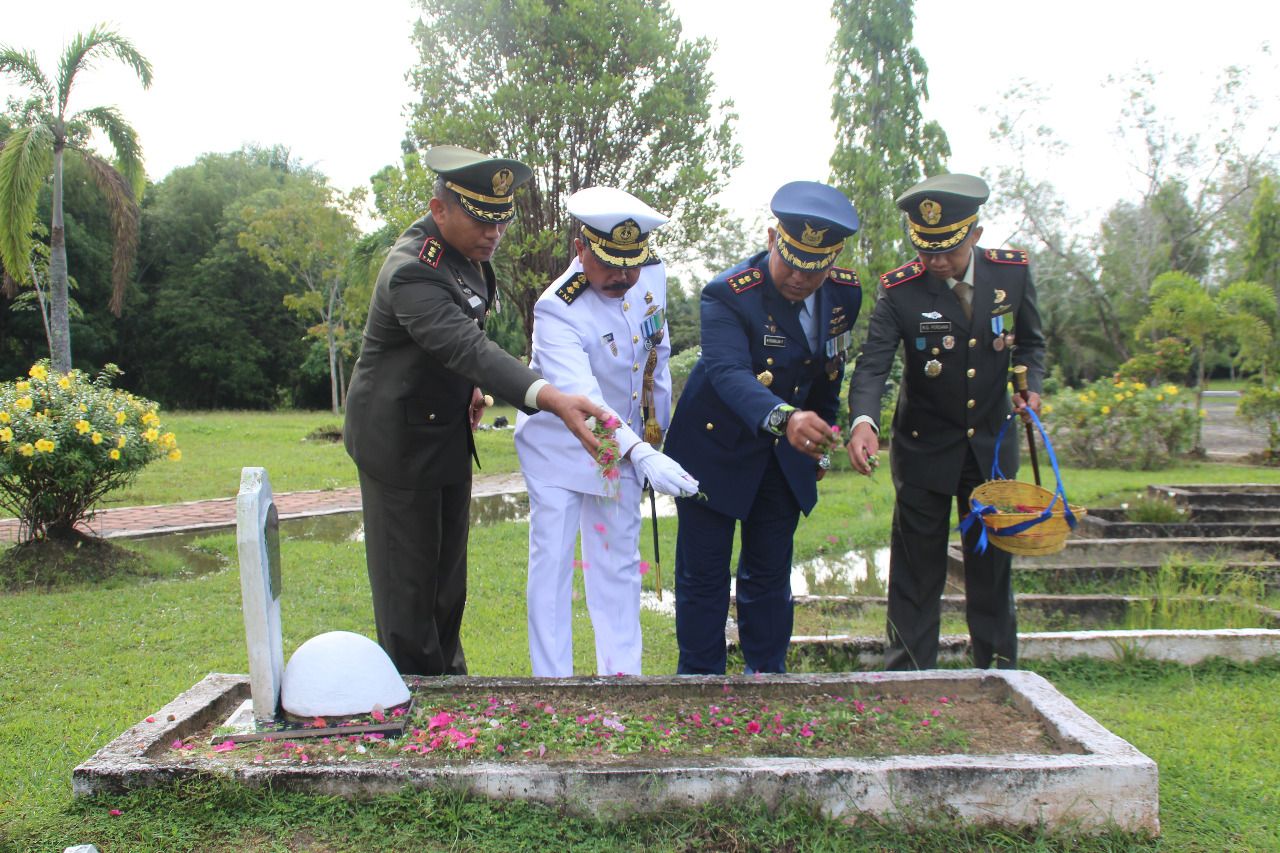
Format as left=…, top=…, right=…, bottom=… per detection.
left=770, top=181, right=859, bottom=271
left=895, top=173, right=990, bottom=255
left=423, top=144, right=533, bottom=223
left=568, top=186, right=669, bottom=269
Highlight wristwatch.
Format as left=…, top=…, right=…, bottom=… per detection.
left=766, top=404, right=796, bottom=436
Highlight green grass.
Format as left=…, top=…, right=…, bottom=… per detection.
left=4, top=417, right=1280, bottom=849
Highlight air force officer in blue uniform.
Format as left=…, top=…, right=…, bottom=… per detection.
left=663, top=182, right=863, bottom=674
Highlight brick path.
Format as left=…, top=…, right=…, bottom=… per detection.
left=0, top=472, right=527, bottom=543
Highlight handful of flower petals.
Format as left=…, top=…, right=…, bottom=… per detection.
left=588, top=414, right=623, bottom=493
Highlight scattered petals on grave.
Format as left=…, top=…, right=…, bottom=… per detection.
left=166, top=687, right=1032, bottom=766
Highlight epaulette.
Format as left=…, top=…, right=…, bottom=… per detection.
left=726, top=267, right=763, bottom=294
left=418, top=237, right=443, bottom=268
left=555, top=272, right=589, bottom=305
left=985, top=248, right=1029, bottom=265
left=827, top=267, right=860, bottom=287
left=880, top=260, right=925, bottom=288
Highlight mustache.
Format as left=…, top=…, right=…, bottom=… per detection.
left=602, top=282, right=631, bottom=292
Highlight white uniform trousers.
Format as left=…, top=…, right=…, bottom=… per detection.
left=526, top=470, right=644, bottom=677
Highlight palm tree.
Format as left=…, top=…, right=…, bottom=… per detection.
left=0, top=25, right=152, bottom=373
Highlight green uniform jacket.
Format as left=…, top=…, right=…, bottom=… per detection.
left=344, top=214, right=540, bottom=489
left=848, top=248, right=1046, bottom=495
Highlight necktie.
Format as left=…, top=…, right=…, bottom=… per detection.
left=953, top=281, right=973, bottom=322
left=798, top=298, right=818, bottom=352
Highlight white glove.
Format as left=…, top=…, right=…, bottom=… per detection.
left=629, top=443, right=700, bottom=497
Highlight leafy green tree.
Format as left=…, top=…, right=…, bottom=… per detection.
left=828, top=0, right=950, bottom=281
left=238, top=184, right=363, bottom=414
left=1134, top=271, right=1218, bottom=452
left=123, top=148, right=319, bottom=409
left=397, top=0, right=740, bottom=349
left=1245, top=176, right=1280, bottom=294
left=0, top=25, right=152, bottom=373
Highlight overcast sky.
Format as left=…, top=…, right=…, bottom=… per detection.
left=3, top=0, right=1277, bottom=255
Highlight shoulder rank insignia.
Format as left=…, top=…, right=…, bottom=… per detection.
left=555, top=272, right=589, bottom=305
left=726, top=267, right=763, bottom=294
left=827, top=267, right=860, bottom=287
left=418, top=237, right=443, bottom=268
left=985, top=248, right=1029, bottom=265
left=880, top=260, right=925, bottom=288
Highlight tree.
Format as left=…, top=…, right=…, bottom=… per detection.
left=238, top=184, right=362, bottom=414
left=0, top=25, right=152, bottom=373
left=1216, top=279, right=1278, bottom=383
left=398, top=0, right=740, bottom=351
left=1245, top=175, right=1280, bottom=294
left=1134, top=271, right=1218, bottom=452
left=828, top=0, right=950, bottom=281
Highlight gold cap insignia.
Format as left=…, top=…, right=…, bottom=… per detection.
left=800, top=222, right=828, bottom=247
left=492, top=168, right=514, bottom=197
left=920, top=199, right=942, bottom=225
left=611, top=220, right=641, bottom=244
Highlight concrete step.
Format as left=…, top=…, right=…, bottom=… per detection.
left=949, top=537, right=1280, bottom=569
left=1148, top=484, right=1280, bottom=508
left=1090, top=506, right=1280, bottom=524
left=1077, top=516, right=1280, bottom=539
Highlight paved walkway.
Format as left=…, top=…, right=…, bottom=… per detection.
left=0, top=472, right=527, bottom=544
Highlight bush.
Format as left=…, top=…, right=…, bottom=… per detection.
left=668, top=346, right=701, bottom=402
left=1044, top=378, right=1197, bottom=469
left=1115, top=337, right=1193, bottom=385
left=0, top=362, right=180, bottom=541
left=1238, top=384, right=1280, bottom=461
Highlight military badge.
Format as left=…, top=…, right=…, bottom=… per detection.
left=881, top=260, right=925, bottom=288
left=644, top=291, right=654, bottom=304
left=602, top=332, right=618, bottom=357
left=764, top=335, right=786, bottom=348
left=993, top=336, right=1005, bottom=352
left=756, top=370, right=774, bottom=387
left=915, top=337, right=926, bottom=350
left=985, top=248, right=1029, bottom=265
left=931, top=347, right=940, bottom=356
left=943, top=335, right=955, bottom=350
left=801, top=222, right=829, bottom=247
left=828, top=267, right=860, bottom=286
left=612, top=220, right=641, bottom=244
left=418, top=237, right=443, bottom=268
left=555, top=272, right=589, bottom=305
left=925, top=359, right=942, bottom=378
left=993, top=289, right=1007, bottom=303
left=727, top=268, right=763, bottom=294
left=920, top=198, right=942, bottom=225
left=922, top=311, right=943, bottom=319
left=492, top=168, right=514, bottom=197
left=641, top=308, right=666, bottom=350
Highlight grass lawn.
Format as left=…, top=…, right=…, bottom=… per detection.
left=1, top=413, right=1279, bottom=850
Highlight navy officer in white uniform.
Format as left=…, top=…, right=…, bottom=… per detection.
left=515, top=187, right=698, bottom=677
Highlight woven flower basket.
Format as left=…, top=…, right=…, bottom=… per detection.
left=969, top=478, right=1086, bottom=556
left=964, top=409, right=1085, bottom=557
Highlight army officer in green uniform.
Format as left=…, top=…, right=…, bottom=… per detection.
left=846, top=174, right=1046, bottom=670
left=345, top=145, right=605, bottom=676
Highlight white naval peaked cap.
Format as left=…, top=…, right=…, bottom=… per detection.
left=569, top=186, right=669, bottom=268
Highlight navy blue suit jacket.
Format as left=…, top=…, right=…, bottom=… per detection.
left=665, top=251, right=862, bottom=519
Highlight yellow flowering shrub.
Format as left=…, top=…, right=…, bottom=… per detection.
left=1046, top=377, right=1197, bottom=469
left=0, top=362, right=181, bottom=541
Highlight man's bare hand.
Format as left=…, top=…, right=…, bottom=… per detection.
left=1014, top=389, right=1042, bottom=423
left=846, top=421, right=880, bottom=476
left=784, top=410, right=835, bottom=461
left=536, top=385, right=606, bottom=454
left=468, top=387, right=486, bottom=431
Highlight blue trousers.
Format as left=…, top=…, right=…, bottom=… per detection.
left=674, top=457, right=801, bottom=674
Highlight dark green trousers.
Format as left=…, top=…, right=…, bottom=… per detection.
left=885, top=449, right=1017, bottom=670
left=358, top=471, right=470, bottom=676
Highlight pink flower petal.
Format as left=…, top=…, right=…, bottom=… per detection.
left=212, top=741, right=238, bottom=752
left=145, top=716, right=156, bottom=723
left=109, top=808, right=122, bottom=816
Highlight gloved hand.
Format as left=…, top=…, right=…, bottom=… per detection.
left=629, top=443, right=700, bottom=497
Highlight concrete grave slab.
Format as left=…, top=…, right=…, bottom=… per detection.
left=72, top=671, right=1158, bottom=833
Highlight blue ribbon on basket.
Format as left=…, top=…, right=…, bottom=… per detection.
left=957, top=408, right=1077, bottom=554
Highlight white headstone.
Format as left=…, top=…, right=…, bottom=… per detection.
left=281, top=631, right=410, bottom=717
left=236, top=467, right=284, bottom=722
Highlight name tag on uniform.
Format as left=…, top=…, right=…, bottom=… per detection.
left=467, top=294, right=484, bottom=309
left=919, top=320, right=951, bottom=333
left=763, top=334, right=787, bottom=347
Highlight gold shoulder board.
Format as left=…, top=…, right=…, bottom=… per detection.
left=555, top=272, right=589, bottom=305
left=985, top=248, right=1029, bottom=265
left=879, top=260, right=925, bottom=289
left=727, top=268, right=763, bottom=294
left=828, top=267, right=860, bottom=287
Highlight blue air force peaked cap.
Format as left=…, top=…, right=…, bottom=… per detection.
left=568, top=186, right=669, bottom=268
left=770, top=181, right=859, bottom=271
left=423, top=145, right=533, bottom=224
left=896, top=173, right=989, bottom=254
